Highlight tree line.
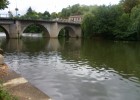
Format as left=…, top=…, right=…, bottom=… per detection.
left=82, top=0, right=140, bottom=40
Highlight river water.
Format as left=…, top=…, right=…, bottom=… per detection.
left=0, top=37, right=140, bottom=100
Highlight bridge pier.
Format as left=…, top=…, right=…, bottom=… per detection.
left=8, top=24, right=20, bottom=39
left=0, top=22, right=20, bottom=39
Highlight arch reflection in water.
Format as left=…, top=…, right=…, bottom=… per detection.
left=2, top=37, right=82, bottom=52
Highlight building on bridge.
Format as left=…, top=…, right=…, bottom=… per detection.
left=69, top=15, right=82, bottom=23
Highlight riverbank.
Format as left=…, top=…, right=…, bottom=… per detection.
left=0, top=64, right=51, bottom=100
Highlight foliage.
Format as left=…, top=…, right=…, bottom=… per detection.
left=23, top=24, right=43, bottom=33
left=59, top=4, right=98, bottom=18
left=82, top=5, right=123, bottom=38
left=81, top=13, right=95, bottom=37
left=0, top=84, right=17, bottom=100
left=50, top=12, right=58, bottom=19
left=58, top=29, right=69, bottom=38
left=20, top=7, right=50, bottom=20
left=0, top=27, right=4, bottom=32
left=114, top=13, right=131, bottom=39
left=81, top=3, right=140, bottom=40
left=42, top=11, right=51, bottom=20
left=59, top=8, right=71, bottom=18
left=8, top=11, right=13, bottom=18
left=129, top=5, right=140, bottom=40
left=0, top=0, right=9, bottom=10
left=120, top=0, right=140, bottom=13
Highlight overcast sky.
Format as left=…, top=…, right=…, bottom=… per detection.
left=0, top=0, right=120, bottom=15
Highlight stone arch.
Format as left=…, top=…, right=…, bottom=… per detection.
left=58, top=26, right=78, bottom=38
left=0, top=25, right=10, bottom=39
left=21, top=23, right=50, bottom=37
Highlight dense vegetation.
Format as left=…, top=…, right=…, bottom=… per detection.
left=0, top=27, right=4, bottom=32
left=0, top=0, right=9, bottom=10
left=20, top=7, right=51, bottom=20
left=0, top=84, right=17, bottom=100
left=19, top=4, right=96, bottom=20
left=81, top=0, right=140, bottom=40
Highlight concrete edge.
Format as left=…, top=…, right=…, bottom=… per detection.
left=0, top=63, right=52, bottom=100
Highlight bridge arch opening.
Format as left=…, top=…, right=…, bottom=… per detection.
left=58, top=26, right=78, bottom=38
left=22, top=24, right=50, bottom=38
left=0, top=25, right=9, bottom=39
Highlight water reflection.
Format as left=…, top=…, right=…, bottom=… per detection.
left=1, top=37, right=140, bottom=100
left=81, top=39, right=140, bottom=81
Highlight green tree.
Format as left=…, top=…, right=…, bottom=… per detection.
left=129, top=5, right=140, bottom=40
left=21, top=7, right=39, bottom=19
left=20, top=7, right=51, bottom=20
left=114, top=13, right=131, bottom=39
left=93, top=5, right=123, bottom=37
left=43, top=11, right=50, bottom=19
left=26, top=7, right=33, bottom=15
left=23, top=24, right=43, bottom=33
left=120, top=0, right=140, bottom=13
left=81, top=13, right=95, bottom=37
left=0, top=27, right=4, bottom=32
left=60, top=8, right=70, bottom=18
left=8, top=11, right=13, bottom=18
left=70, top=4, right=81, bottom=15
left=0, top=0, right=9, bottom=10
left=59, top=4, right=92, bottom=18
left=51, top=12, right=58, bottom=19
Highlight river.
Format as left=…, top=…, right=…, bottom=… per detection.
left=0, top=36, right=140, bottom=100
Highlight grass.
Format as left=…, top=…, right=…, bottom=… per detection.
left=0, top=82, right=18, bottom=100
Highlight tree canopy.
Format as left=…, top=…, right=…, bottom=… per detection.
left=81, top=3, right=140, bottom=40
left=0, top=0, right=9, bottom=10
left=120, top=0, right=140, bottom=13
left=20, top=7, right=51, bottom=20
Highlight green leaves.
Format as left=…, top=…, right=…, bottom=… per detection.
left=20, top=7, right=51, bottom=20
left=59, top=4, right=96, bottom=18
left=120, top=0, right=140, bottom=13
left=0, top=0, right=9, bottom=10
left=129, top=5, right=140, bottom=40
left=0, top=84, right=17, bottom=100
left=81, top=3, right=140, bottom=40
left=91, top=5, right=123, bottom=38
left=82, top=13, right=95, bottom=37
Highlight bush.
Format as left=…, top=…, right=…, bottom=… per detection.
left=81, top=13, right=96, bottom=37
left=0, top=83, right=17, bottom=100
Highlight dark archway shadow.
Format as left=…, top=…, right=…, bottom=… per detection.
left=22, top=24, right=50, bottom=38
left=58, top=26, right=77, bottom=38
left=0, top=25, right=10, bottom=39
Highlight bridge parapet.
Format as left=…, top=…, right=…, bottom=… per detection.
left=0, top=14, right=9, bottom=18
left=0, top=17, right=81, bottom=24
left=53, top=18, right=81, bottom=24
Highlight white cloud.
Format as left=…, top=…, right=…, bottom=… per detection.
left=0, top=0, right=120, bottom=15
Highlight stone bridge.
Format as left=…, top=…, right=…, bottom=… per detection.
left=0, top=18, right=81, bottom=39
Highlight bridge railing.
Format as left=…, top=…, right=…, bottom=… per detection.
left=0, top=14, right=9, bottom=18
left=0, top=17, right=81, bottom=24
left=52, top=18, right=81, bottom=24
